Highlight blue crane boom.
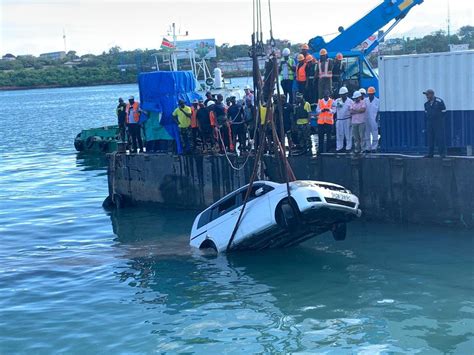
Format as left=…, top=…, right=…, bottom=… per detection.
left=308, top=0, right=424, bottom=55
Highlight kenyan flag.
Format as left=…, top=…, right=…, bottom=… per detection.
left=161, top=38, right=175, bottom=50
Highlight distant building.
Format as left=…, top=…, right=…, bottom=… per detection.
left=39, top=51, right=66, bottom=60
left=449, top=44, right=469, bottom=52
left=2, top=53, right=16, bottom=61
left=217, top=57, right=265, bottom=73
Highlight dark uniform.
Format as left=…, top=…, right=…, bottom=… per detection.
left=424, top=96, right=447, bottom=157
left=116, top=100, right=127, bottom=141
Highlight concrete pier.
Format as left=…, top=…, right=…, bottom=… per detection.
left=107, top=153, right=474, bottom=228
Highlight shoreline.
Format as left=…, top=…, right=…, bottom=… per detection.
left=0, top=73, right=251, bottom=92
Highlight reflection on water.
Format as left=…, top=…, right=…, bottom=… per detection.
left=1, top=84, right=472, bottom=353
left=75, top=152, right=109, bottom=172
left=110, top=207, right=474, bottom=353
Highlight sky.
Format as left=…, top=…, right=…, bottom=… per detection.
left=0, top=0, right=472, bottom=56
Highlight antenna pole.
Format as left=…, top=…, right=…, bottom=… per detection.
left=63, top=28, right=67, bottom=53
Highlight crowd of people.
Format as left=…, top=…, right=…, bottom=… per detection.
left=116, top=44, right=447, bottom=158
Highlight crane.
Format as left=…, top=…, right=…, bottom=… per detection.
left=308, top=0, right=424, bottom=93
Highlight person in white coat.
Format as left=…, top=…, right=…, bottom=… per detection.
left=364, top=86, right=380, bottom=152
left=335, top=86, right=353, bottom=152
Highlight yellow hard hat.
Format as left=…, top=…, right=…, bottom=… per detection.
left=297, top=54, right=305, bottom=61
left=367, top=86, right=376, bottom=94
left=300, top=43, right=309, bottom=50
left=319, top=48, right=328, bottom=56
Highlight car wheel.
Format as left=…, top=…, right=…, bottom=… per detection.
left=276, top=199, right=299, bottom=230
left=332, top=223, right=347, bottom=241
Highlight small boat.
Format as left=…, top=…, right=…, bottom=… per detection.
left=190, top=180, right=362, bottom=252
left=74, top=125, right=121, bottom=153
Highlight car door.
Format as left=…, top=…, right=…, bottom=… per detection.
left=206, top=192, right=244, bottom=250
left=239, top=183, right=274, bottom=237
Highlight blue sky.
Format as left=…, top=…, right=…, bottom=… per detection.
left=1, top=0, right=472, bottom=56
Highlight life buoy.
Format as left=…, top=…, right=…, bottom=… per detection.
left=205, top=78, right=214, bottom=86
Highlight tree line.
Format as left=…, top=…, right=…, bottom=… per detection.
left=0, top=26, right=472, bottom=89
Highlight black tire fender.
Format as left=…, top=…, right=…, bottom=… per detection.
left=85, top=136, right=99, bottom=149
left=99, top=140, right=109, bottom=152
left=74, top=138, right=84, bottom=151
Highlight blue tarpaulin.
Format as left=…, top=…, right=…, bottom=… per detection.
left=138, top=71, right=201, bottom=153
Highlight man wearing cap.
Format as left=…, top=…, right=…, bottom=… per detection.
left=364, top=87, right=379, bottom=152
left=116, top=97, right=127, bottom=142
left=423, top=89, right=447, bottom=158
left=335, top=87, right=353, bottom=153
left=172, top=99, right=192, bottom=154
left=279, top=48, right=296, bottom=103
left=293, top=92, right=312, bottom=154
left=244, top=86, right=255, bottom=107
left=228, top=96, right=247, bottom=153
left=126, top=95, right=144, bottom=153
left=350, top=91, right=366, bottom=155
left=317, top=48, right=333, bottom=99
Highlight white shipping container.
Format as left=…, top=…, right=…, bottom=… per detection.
left=378, top=50, right=474, bottom=112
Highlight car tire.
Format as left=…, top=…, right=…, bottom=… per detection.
left=276, top=199, right=299, bottom=231
left=332, top=223, right=347, bottom=241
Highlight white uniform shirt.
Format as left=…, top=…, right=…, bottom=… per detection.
left=335, top=97, right=353, bottom=120
left=365, top=96, right=379, bottom=122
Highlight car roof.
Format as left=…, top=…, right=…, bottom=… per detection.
left=199, top=181, right=280, bottom=214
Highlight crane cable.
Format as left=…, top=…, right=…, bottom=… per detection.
left=226, top=0, right=295, bottom=252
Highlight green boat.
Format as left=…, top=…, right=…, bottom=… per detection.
left=74, top=125, right=120, bottom=153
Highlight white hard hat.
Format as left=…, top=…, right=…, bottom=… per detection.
left=338, top=86, right=348, bottom=95
left=128, top=95, right=134, bottom=100
left=244, top=85, right=251, bottom=90
left=282, top=48, right=290, bottom=56
left=206, top=100, right=215, bottom=107
left=352, top=91, right=362, bottom=99
left=359, top=88, right=366, bottom=95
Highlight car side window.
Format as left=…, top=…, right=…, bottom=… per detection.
left=197, top=208, right=212, bottom=229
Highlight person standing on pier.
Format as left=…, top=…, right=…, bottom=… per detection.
left=424, top=89, right=447, bottom=158
left=279, top=48, right=296, bottom=103
left=317, top=49, right=333, bottom=99
left=316, top=90, right=336, bottom=154
left=350, top=91, right=366, bottom=155
left=190, top=99, right=201, bottom=152
left=126, top=95, right=144, bottom=153
left=293, top=92, right=312, bottom=155
left=172, top=99, right=192, bottom=154
left=364, top=86, right=380, bottom=153
left=116, top=97, right=127, bottom=142
left=335, top=87, right=353, bottom=153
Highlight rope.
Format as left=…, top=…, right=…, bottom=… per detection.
left=216, top=128, right=251, bottom=171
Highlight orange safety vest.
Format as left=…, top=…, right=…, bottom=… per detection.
left=296, top=62, right=307, bottom=82
left=191, top=106, right=198, bottom=128
left=317, top=99, right=334, bottom=125
left=126, top=101, right=140, bottom=123
left=209, top=110, right=216, bottom=127
left=318, top=60, right=333, bottom=79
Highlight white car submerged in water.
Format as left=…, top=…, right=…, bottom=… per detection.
left=190, top=180, right=362, bottom=253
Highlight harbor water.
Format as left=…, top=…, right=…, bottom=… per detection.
left=0, top=84, right=473, bottom=354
